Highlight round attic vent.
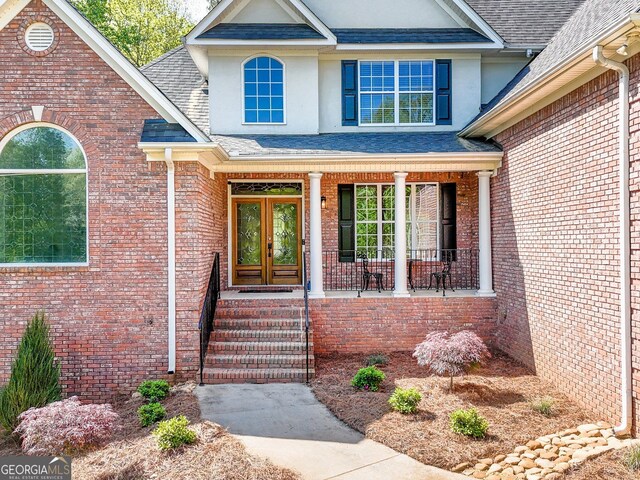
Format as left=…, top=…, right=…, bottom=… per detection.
left=25, top=22, right=54, bottom=52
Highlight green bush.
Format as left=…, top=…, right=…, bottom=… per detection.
left=530, top=397, right=555, bottom=417
left=351, top=366, right=385, bottom=392
left=449, top=408, right=489, bottom=439
left=624, top=445, right=640, bottom=472
left=0, top=312, right=61, bottom=433
left=388, top=387, right=422, bottom=414
left=138, top=402, right=166, bottom=427
left=152, top=416, right=197, bottom=451
left=137, top=380, right=170, bottom=402
left=365, top=354, right=389, bottom=367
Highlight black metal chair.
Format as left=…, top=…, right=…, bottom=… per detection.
left=429, top=255, right=454, bottom=296
left=357, top=251, right=384, bottom=293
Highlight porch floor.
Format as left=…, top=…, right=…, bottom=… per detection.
left=220, top=289, right=485, bottom=300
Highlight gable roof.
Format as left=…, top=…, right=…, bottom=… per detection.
left=461, top=0, right=640, bottom=137
left=331, top=28, right=489, bottom=44
left=0, top=0, right=210, bottom=142
left=186, top=0, right=337, bottom=46
left=198, top=23, right=326, bottom=40
left=464, top=0, right=587, bottom=47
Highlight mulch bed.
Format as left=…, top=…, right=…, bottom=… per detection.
left=2, top=384, right=301, bottom=480
left=565, top=447, right=640, bottom=479
left=311, top=351, right=591, bottom=470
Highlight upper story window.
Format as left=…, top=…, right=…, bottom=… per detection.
left=0, top=125, right=88, bottom=265
left=243, top=56, right=285, bottom=124
left=359, top=60, right=435, bottom=126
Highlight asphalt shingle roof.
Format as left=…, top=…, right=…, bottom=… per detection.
left=209, top=132, right=500, bottom=157
left=141, top=46, right=209, bottom=134
left=464, top=0, right=587, bottom=46
left=467, top=0, right=640, bottom=129
left=141, top=119, right=197, bottom=143
left=198, top=23, right=326, bottom=40
left=332, top=28, right=489, bottom=44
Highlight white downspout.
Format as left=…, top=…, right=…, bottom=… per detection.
left=593, top=46, right=631, bottom=436
left=165, top=148, right=176, bottom=374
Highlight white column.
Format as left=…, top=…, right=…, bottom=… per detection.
left=477, top=171, right=494, bottom=296
left=309, top=173, right=325, bottom=298
left=165, top=148, right=176, bottom=374
left=393, top=172, right=410, bottom=297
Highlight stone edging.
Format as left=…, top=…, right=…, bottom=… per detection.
left=452, top=422, right=640, bottom=480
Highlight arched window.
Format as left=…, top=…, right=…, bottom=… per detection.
left=0, top=125, right=88, bottom=265
left=243, top=56, right=285, bottom=124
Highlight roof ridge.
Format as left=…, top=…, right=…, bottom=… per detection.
left=140, top=45, right=186, bottom=71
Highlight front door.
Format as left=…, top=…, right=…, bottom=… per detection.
left=232, top=197, right=302, bottom=286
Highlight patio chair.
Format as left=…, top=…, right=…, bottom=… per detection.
left=357, top=251, right=384, bottom=293
left=428, top=255, right=454, bottom=296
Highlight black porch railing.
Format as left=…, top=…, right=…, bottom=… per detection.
left=322, top=249, right=479, bottom=293
left=302, top=251, right=311, bottom=383
left=199, top=252, right=220, bottom=386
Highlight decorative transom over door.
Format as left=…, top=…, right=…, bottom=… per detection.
left=231, top=197, right=302, bottom=286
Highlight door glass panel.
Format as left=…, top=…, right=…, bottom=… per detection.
left=272, top=202, right=298, bottom=265
left=231, top=182, right=302, bottom=196
left=236, top=203, right=262, bottom=265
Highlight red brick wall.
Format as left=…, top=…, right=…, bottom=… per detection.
left=493, top=53, right=640, bottom=427
left=0, top=1, right=170, bottom=400
left=312, top=296, right=497, bottom=354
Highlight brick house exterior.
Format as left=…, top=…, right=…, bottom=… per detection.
left=2, top=0, right=640, bottom=434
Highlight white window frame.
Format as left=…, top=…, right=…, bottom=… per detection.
left=358, top=60, right=436, bottom=127
left=355, top=183, right=440, bottom=260
left=0, top=122, right=89, bottom=268
left=241, top=54, right=287, bottom=126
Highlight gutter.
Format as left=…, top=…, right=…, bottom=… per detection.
left=593, top=46, right=632, bottom=436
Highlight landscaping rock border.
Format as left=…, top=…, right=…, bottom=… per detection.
left=452, top=422, right=640, bottom=479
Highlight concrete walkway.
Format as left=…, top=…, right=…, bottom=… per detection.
left=196, top=384, right=465, bottom=480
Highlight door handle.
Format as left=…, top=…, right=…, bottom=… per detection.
left=268, top=242, right=272, bottom=258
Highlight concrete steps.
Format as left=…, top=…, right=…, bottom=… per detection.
left=203, top=299, right=314, bottom=384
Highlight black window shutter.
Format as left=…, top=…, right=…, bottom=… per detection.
left=342, top=60, right=358, bottom=126
left=338, top=184, right=355, bottom=262
left=435, top=59, right=452, bottom=125
left=440, top=183, right=457, bottom=258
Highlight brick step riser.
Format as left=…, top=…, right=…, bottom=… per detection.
left=213, top=332, right=310, bottom=342
left=214, top=319, right=304, bottom=330
left=202, top=368, right=314, bottom=383
left=206, top=355, right=314, bottom=369
left=215, top=308, right=302, bottom=319
left=208, top=343, right=311, bottom=355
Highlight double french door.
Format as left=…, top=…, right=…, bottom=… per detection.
left=232, top=197, right=302, bottom=286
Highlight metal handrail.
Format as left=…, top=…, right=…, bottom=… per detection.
left=198, top=252, right=220, bottom=386
left=302, top=250, right=310, bottom=383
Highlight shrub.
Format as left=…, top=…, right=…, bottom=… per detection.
left=137, top=380, right=170, bottom=402
left=0, top=312, right=61, bottom=433
left=530, top=397, right=555, bottom=416
left=413, top=330, right=490, bottom=390
left=138, top=402, right=166, bottom=427
left=365, top=354, right=389, bottom=367
left=351, top=366, right=386, bottom=392
left=388, top=387, right=422, bottom=414
left=14, top=396, right=119, bottom=455
left=449, top=408, right=489, bottom=439
left=624, top=445, right=640, bottom=472
left=153, top=415, right=197, bottom=451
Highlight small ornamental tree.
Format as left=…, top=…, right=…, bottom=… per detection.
left=14, top=397, right=120, bottom=455
left=413, top=331, right=490, bottom=391
left=0, top=312, right=61, bottom=433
